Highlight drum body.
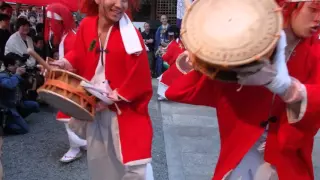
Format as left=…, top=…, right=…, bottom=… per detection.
left=180, top=0, right=283, bottom=81
left=38, top=69, right=96, bottom=121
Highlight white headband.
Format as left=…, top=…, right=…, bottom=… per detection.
left=46, top=11, right=62, bottom=21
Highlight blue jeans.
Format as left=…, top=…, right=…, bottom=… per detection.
left=155, top=56, right=163, bottom=77
left=5, top=101, right=40, bottom=134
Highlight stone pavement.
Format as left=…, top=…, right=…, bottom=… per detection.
left=160, top=100, right=320, bottom=180
left=2, top=81, right=168, bottom=180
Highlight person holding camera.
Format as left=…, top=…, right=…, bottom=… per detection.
left=0, top=53, right=39, bottom=134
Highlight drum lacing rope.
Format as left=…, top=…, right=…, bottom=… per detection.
left=114, top=103, right=122, bottom=115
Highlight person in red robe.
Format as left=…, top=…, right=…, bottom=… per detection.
left=50, top=0, right=154, bottom=179
left=165, top=1, right=320, bottom=180
left=157, top=36, right=185, bottom=100
left=45, top=3, right=87, bottom=163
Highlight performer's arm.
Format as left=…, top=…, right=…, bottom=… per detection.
left=282, top=56, right=320, bottom=129
left=116, top=34, right=153, bottom=102
left=165, top=70, right=222, bottom=107
left=162, top=43, right=173, bottom=64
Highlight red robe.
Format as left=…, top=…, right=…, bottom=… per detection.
left=165, top=37, right=320, bottom=180
left=56, top=30, right=77, bottom=121
left=160, top=39, right=185, bottom=86
left=64, top=16, right=153, bottom=164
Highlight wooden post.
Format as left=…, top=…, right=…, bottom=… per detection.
left=150, top=0, right=156, bottom=20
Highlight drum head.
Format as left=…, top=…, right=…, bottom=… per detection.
left=181, top=0, right=283, bottom=67
left=38, top=90, right=94, bottom=121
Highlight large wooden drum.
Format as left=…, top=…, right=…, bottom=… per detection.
left=38, top=69, right=96, bottom=121
left=180, top=0, right=283, bottom=81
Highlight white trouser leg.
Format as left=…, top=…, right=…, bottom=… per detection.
left=122, top=163, right=154, bottom=180
left=65, top=123, right=87, bottom=148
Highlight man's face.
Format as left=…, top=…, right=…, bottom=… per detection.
left=29, top=16, right=36, bottom=25
left=95, top=0, right=128, bottom=23
left=0, top=19, right=9, bottom=29
left=8, top=60, right=20, bottom=73
left=19, top=24, right=30, bottom=35
left=35, top=40, right=44, bottom=49
left=160, top=15, right=168, bottom=25
left=144, top=23, right=150, bottom=32
left=291, top=2, right=320, bottom=38
left=1, top=8, right=12, bottom=17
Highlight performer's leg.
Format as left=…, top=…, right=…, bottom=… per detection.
left=226, top=143, right=278, bottom=180
left=60, top=123, right=87, bottom=163
left=157, top=81, right=168, bottom=100
left=122, top=164, right=147, bottom=180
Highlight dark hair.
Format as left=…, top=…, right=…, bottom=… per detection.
left=0, top=13, right=10, bottom=21
left=36, top=23, right=43, bottom=33
left=3, top=53, right=22, bottom=67
left=33, top=35, right=43, bottom=43
left=0, top=3, right=12, bottom=11
left=16, top=17, right=30, bottom=30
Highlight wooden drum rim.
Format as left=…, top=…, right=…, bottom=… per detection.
left=180, top=0, right=283, bottom=68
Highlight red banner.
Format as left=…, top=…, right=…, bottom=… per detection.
left=6, top=0, right=79, bottom=11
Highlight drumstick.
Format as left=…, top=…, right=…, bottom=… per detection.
left=27, top=48, right=52, bottom=71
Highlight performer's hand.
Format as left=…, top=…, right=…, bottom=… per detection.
left=96, top=101, right=110, bottom=112
left=237, top=30, right=291, bottom=95
left=48, top=58, right=75, bottom=72
left=236, top=60, right=277, bottom=86
left=107, top=90, right=121, bottom=102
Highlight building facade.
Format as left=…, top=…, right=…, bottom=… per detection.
left=134, top=0, right=177, bottom=25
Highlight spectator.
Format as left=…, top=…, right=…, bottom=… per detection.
left=0, top=3, right=12, bottom=17
left=33, top=35, right=44, bottom=59
left=36, top=23, right=44, bottom=36
left=154, top=15, right=171, bottom=77
left=5, top=17, right=36, bottom=67
left=53, top=51, right=59, bottom=60
left=0, top=53, right=39, bottom=134
left=141, top=22, right=155, bottom=77
left=0, top=13, right=10, bottom=61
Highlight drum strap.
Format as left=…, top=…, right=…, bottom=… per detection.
left=44, top=79, right=97, bottom=109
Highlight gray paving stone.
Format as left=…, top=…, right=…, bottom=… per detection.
left=163, top=126, right=185, bottom=180
left=171, top=114, right=218, bottom=127
left=168, top=168, right=186, bottom=180
left=181, top=152, right=215, bottom=166
left=185, top=175, right=212, bottom=180
left=174, top=126, right=217, bottom=138
left=163, top=126, right=183, bottom=167
left=183, top=165, right=213, bottom=176
left=179, top=137, right=218, bottom=154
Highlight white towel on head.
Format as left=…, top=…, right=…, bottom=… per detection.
left=119, top=13, right=143, bottom=54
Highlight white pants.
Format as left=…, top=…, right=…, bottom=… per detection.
left=157, top=75, right=168, bottom=99
left=65, top=123, right=86, bottom=148
left=86, top=109, right=154, bottom=180
left=225, top=132, right=278, bottom=180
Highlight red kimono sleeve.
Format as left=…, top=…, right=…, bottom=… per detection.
left=116, top=32, right=153, bottom=102
left=165, top=70, right=222, bottom=107
left=64, top=32, right=76, bottom=55
left=291, top=52, right=320, bottom=130
left=162, top=43, right=174, bottom=64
